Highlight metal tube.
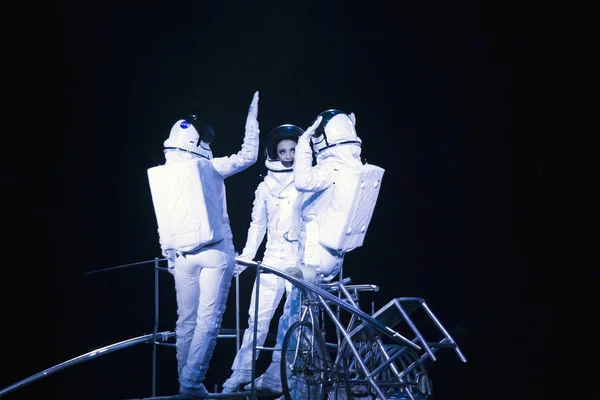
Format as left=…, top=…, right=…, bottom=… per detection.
left=84, top=258, right=163, bottom=275
left=236, top=259, right=420, bottom=351
left=421, top=301, right=467, bottom=363
left=392, top=299, right=437, bottom=362
left=0, top=333, right=168, bottom=398
left=152, top=257, right=160, bottom=397
left=235, top=268, right=240, bottom=351
left=250, top=262, right=261, bottom=398
left=317, top=294, right=387, bottom=400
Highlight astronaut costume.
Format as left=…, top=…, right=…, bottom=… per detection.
left=290, top=109, right=371, bottom=282
left=221, top=124, right=305, bottom=393
left=245, top=109, right=385, bottom=395
left=147, top=91, right=260, bottom=399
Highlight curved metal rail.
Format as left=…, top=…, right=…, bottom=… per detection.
left=0, top=257, right=427, bottom=399
left=238, top=259, right=421, bottom=352
left=0, top=332, right=173, bottom=398
left=0, top=253, right=252, bottom=399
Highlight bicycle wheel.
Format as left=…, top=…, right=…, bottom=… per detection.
left=384, top=344, right=432, bottom=398
left=343, top=342, right=433, bottom=399
left=280, top=321, right=328, bottom=400
left=342, top=339, right=393, bottom=398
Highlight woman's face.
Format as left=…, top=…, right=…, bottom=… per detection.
left=276, top=139, right=296, bottom=168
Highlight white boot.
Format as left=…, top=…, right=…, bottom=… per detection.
left=221, top=370, right=252, bottom=393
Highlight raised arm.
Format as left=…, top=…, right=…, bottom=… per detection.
left=294, top=116, right=334, bottom=192
left=212, top=91, right=260, bottom=178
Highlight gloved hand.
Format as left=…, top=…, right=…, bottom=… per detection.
left=284, top=264, right=319, bottom=284
left=300, top=116, right=323, bottom=141
left=234, top=254, right=252, bottom=276
left=245, top=91, right=260, bottom=136
left=234, top=262, right=248, bottom=276
left=348, top=112, right=356, bottom=126
left=163, top=249, right=177, bottom=275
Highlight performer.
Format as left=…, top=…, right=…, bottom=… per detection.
left=221, top=124, right=305, bottom=393
left=147, top=92, right=260, bottom=399
left=245, top=109, right=385, bottom=395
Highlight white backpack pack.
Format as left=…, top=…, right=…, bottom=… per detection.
left=317, top=163, right=385, bottom=252
left=147, top=159, right=224, bottom=253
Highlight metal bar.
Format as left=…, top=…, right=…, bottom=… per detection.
left=369, top=340, right=406, bottom=378
left=84, top=258, right=164, bottom=275
left=235, top=269, right=240, bottom=351
left=0, top=333, right=171, bottom=398
left=420, top=301, right=468, bottom=363
left=156, top=342, right=176, bottom=348
left=152, top=257, right=160, bottom=397
left=316, top=293, right=387, bottom=400
left=336, top=265, right=343, bottom=349
left=236, top=259, right=420, bottom=351
left=392, top=299, right=437, bottom=362
left=249, top=263, right=261, bottom=398
left=255, top=346, right=280, bottom=351
left=327, top=284, right=379, bottom=293
left=152, top=332, right=237, bottom=342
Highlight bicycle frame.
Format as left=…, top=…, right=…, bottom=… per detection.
left=240, top=260, right=467, bottom=400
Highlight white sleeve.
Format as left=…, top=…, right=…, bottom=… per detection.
left=211, top=91, right=260, bottom=178
left=293, top=132, right=334, bottom=192
left=211, top=124, right=259, bottom=178
left=238, top=183, right=268, bottom=261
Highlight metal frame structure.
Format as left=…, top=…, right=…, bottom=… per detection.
left=0, top=257, right=241, bottom=399
left=0, top=258, right=467, bottom=399
left=0, top=257, right=296, bottom=399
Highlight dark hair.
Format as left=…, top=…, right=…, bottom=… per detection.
left=265, top=124, right=305, bottom=160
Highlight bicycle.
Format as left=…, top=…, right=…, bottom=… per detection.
left=235, top=259, right=467, bottom=400
left=279, top=276, right=432, bottom=400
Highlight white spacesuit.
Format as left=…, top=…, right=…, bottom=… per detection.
left=147, top=91, right=260, bottom=400
left=245, top=109, right=385, bottom=395
left=221, top=124, right=304, bottom=394
left=291, top=109, right=383, bottom=283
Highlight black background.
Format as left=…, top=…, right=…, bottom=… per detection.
left=2, top=1, right=577, bottom=399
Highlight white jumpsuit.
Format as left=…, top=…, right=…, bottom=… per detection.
left=250, top=126, right=366, bottom=391
left=167, top=120, right=259, bottom=397
left=230, top=159, right=302, bottom=373
left=293, top=130, right=364, bottom=280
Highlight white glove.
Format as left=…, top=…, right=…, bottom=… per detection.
left=301, top=116, right=323, bottom=140
left=245, top=91, right=260, bottom=135
left=283, top=264, right=319, bottom=284
left=163, top=249, right=177, bottom=275
left=348, top=112, right=356, bottom=126
left=234, top=253, right=253, bottom=276
left=234, top=262, right=248, bottom=276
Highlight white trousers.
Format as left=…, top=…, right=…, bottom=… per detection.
left=231, top=272, right=293, bottom=371
left=173, top=231, right=235, bottom=396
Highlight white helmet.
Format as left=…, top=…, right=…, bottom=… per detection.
left=163, top=115, right=215, bottom=160
left=311, top=109, right=361, bottom=155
